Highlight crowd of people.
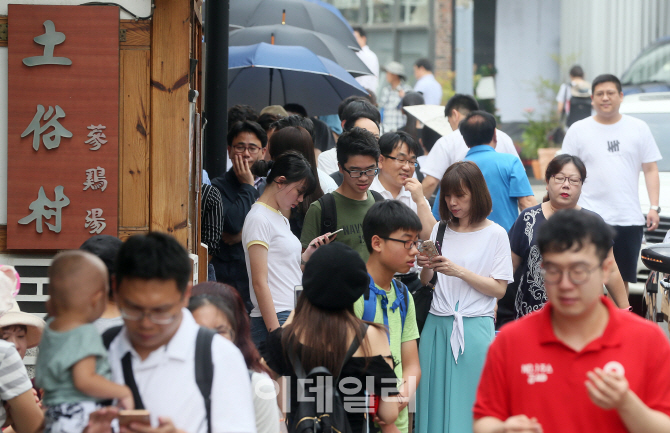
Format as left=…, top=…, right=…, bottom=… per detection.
left=0, top=68, right=668, bottom=433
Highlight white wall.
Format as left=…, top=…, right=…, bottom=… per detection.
left=560, top=0, right=670, bottom=80
left=494, top=0, right=561, bottom=122
left=0, top=0, right=152, bottom=224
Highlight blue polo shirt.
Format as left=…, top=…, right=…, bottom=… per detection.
left=463, top=145, right=533, bottom=231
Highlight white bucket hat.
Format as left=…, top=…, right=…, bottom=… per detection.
left=0, top=299, right=45, bottom=348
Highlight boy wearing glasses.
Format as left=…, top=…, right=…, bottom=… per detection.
left=355, top=201, right=422, bottom=433
left=301, top=127, right=381, bottom=261
left=107, top=233, right=256, bottom=433
left=211, top=120, right=267, bottom=312
left=474, top=210, right=670, bottom=433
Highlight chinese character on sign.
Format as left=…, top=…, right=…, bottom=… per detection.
left=86, top=125, right=107, bottom=151
left=83, top=167, right=108, bottom=192
left=18, top=185, right=69, bottom=233
left=21, top=104, right=73, bottom=151
left=22, top=20, right=72, bottom=67
left=85, top=208, right=106, bottom=234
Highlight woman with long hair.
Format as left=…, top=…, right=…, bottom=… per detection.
left=508, top=154, right=629, bottom=319
left=189, top=282, right=278, bottom=433
left=243, top=151, right=333, bottom=348
left=415, top=161, right=514, bottom=433
left=263, top=242, right=400, bottom=433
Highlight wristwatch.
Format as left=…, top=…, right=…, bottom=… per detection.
left=650, top=205, right=661, bottom=213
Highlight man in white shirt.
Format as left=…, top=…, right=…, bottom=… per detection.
left=413, top=58, right=442, bottom=105
left=421, top=94, right=519, bottom=199
left=561, top=73, right=661, bottom=293
left=107, top=233, right=256, bottom=433
left=353, top=27, right=379, bottom=94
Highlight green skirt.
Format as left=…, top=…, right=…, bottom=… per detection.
left=415, top=313, right=494, bottom=433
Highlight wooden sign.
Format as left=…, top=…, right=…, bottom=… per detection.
left=7, top=5, right=119, bottom=250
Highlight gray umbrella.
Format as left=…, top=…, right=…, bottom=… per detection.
left=230, top=0, right=360, bottom=51
left=229, top=25, right=372, bottom=77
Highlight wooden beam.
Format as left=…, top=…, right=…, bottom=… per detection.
left=150, top=0, right=191, bottom=247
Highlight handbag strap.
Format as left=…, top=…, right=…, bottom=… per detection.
left=428, top=221, right=448, bottom=287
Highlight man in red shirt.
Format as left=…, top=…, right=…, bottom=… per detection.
left=473, top=209, right=670, bottom=433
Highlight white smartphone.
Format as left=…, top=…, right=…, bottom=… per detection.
left=294, top=285, right=303, bottom=307
left=328, top=228, right=344, bottom=239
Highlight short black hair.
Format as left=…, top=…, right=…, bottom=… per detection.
left=414, top=58, right=433, bottom=72
left=459, top=110, right=496, bottom=148
left=352, top=26, right=366, bottom=38
left=257, top=113, right=281, bottom=132
left=271, top=115, right=315, bottom=143
left=227, top=105, right=258, bottom=129
left=80, top=235, right=122, bottom=299
left=340, top=99, right=381, bottom=125
left=537, top=209, right=613, bottom=263
left=227, top=120, right=268, bottom=148
left=342, top=111, right=380, bottom=133
left=363, top=201, right=422, bottom=253
left=336, top=127, right=380, bottom=167
left=444, top=94, right=479, bottom=118
left=569, top=65, right=584, bottom=78
left=116, top=232, right=193, bottom=294
left=283, top=103, right=308, bottom=118
left=338, top=96, right=367, bottom=119
left=592, top=74, right=622, bottom=94
left=379, top=131, right=422, bottom=158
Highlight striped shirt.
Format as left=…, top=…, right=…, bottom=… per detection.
left=201, top=184, right=224, bottom=256
left=0, top=340, right=33, bottom=425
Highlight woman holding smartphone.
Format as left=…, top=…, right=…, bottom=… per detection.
left=243, top=151, right=334, bottom=348
left=415, top=161, right=514, bottom=433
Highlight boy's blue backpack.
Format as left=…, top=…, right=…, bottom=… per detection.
left=361, top=274, right=409, bottom=335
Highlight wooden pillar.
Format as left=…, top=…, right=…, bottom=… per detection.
left=150, top=0, right=191, bottom=246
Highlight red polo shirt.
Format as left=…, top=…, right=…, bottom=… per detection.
left=474, top=297, right=670, bottom=432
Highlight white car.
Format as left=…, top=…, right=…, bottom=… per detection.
left=619, top=92, right=670, bottom=297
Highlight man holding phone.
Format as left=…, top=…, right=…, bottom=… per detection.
left=107, top=233, right=256, bottom=433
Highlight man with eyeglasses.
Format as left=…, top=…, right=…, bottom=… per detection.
left=474, top=210, right=670, bottom=433
left=106, top=233, right=256, bottom=433
left=460, top=111, right=536, bottom=231
left=211, top=120, right=267, bottom=312
left=561, top=74, right=661, bottom=295
left=370, top=131, right=437, bottom=292
left=301, top=127, right=382, bottom=261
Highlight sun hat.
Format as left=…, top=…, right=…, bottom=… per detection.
left=260, top=105, right=289, bottom=117
left=0, top=300, right=45, bottom=348
left=302, top=243, right=369, bottom=311
left=383, top=61, right=406, bottom=80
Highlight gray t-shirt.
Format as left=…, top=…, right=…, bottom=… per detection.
left=36, top=321, right=111, bottom=405
left=0, top=340, right=32, bottom=425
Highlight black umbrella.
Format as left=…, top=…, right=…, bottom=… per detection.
left=230, top=0, right=360, bottom=51
left=229, top=25, right=371, bottom=77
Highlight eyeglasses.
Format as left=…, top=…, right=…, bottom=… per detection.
left=380, top=236, right=421, bottom=250
left=342, top=167, right=379, bottom=178
left=119, top=303, right=181, bottom=325
left=383, top=155, right=418, bottom=168
left=541, top=263, right=601, bottom=285
left=552, top=175, right=582, bottom=186
left=232, top=144, right=262, bottom=155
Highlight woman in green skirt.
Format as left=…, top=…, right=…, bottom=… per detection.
left=416, top=161, right=514, bottom=433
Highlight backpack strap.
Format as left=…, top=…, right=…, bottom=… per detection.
left=121, top=352, right=145, bottom=410
left=318, top=193, right=337, bottom=236
left=102, top=325, right=123, bottom=350
left=361, top=275, right=378, bottom=322
left=370, top=190, right=385, bottom=203
left=428, top=221, right=448, bottom=287
left=335, top=325, right=365, bottom=382
left=391, top=279, right=409, bottom=331
left=195, top=327, right=216, bottom=433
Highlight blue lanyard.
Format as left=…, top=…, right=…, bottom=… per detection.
left=368, top=278, right=403, bottom=332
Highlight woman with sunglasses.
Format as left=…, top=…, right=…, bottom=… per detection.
left=508, top=154, right=629, bottom=320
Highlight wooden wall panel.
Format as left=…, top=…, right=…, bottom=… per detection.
left=119, top=49, right=151, bottom=232
left=149, top=0, right=191, bottom=247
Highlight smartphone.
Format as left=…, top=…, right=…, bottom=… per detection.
left=419, top=240, right=439, bottom=259
left=118, top=410, right=151, bottom=427
left=294, top=285, right=303, bottom=307
left=328, top=228, right=344, bottom=239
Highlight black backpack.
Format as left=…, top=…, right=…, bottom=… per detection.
left=567, top=95, right=591, bottom=127
left=318, top=191, right=384, bottom=235
left=287, top=326, right=367, bottom=433
left=102, top=326, right=216, bottom=433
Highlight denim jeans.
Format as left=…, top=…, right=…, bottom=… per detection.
left=250, top=310, right=291, bottom=351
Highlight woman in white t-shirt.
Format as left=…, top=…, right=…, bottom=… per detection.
left=415, top=161, right=513, bottom=433
left=243, top=151, right=334, bottom=348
